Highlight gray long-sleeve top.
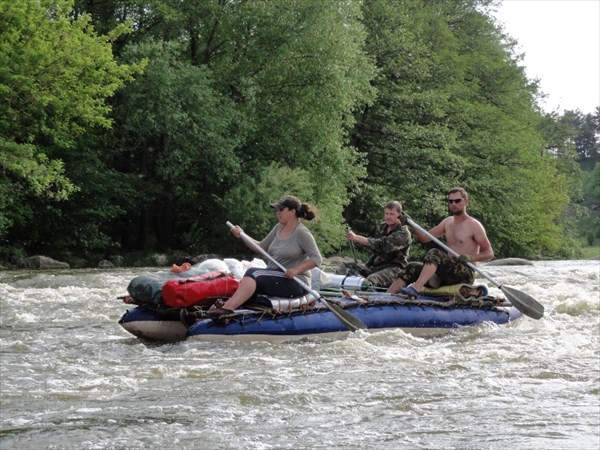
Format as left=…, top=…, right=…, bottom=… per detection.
left=261, top=223, right=323, bottom=285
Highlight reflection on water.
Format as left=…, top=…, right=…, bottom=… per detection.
left=0, top=261, right=599, bottom=449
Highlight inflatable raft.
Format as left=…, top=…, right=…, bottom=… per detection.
left=117, top=257, right=527, bottom=343
left=118, top=288, right=523, bottom=343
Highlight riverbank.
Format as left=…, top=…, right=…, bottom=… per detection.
left=1, top=249, right=599, bottom=272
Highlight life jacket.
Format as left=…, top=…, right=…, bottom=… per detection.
left=161, top=271, right=240, bottom=308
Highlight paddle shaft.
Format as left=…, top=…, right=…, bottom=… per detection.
left=346, top=226, right=358, bottom=263
left=225, top=221, right=367, bottom=330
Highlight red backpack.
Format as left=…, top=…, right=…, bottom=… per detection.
left=161, top=271, right=240, bottom=308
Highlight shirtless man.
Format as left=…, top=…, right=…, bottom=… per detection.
left=387, top=187, right=494, bottom=295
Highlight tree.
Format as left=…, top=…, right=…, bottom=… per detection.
left=349, top=0, right=574, bottom=258
left=542, top=108, right=600, bottom=248
left=0, top=0, right=143, bottom=261
left=2, top=0, right=589, bottom=265
left=90, top=0, right=376, bottom=255
left=204, top=0, right=375, bottom=253
left=561, top=108, right=600, bottom=170
left=112, top=40, right=243, bottom=250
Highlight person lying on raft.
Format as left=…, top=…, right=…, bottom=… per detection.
left=170, top=262, right=192, bottom=273
left=208, top=196, right=323, bottom=320
left=387, top=187, right=494, bottom=296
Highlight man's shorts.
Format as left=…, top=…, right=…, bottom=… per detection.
left=399, top=249, right=474, bottom=286
left=341, top=262, right=402, bottom=288
left=365, top=266, right=404, bottom=288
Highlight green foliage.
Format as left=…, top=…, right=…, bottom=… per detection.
left=570, top=108, right=600, bottom=170
left=218, top=163, right=350, bottom=256
left=116, top=41, right=243, bottom=186
left=578, top=163, right=600, bottom=246
left=110, top=40, right=245, bottom=250
left=580, top=243, right=600, bottom=259
left=2, top=0, right=596, bottom=265
left=207, top=0, right=374, bottom=220
left=0, top=0, right=142, bottom=142
left=348, top=0, right=577, bottom=259
left=584, top=163, right=600, bottom=205
left=539, top=108, right=599, bottom=251
left=97, top=0, right=373, bottom=254
left=0, top=138, right=77, bottom=201
left=0, top=0, right=143, bottom=256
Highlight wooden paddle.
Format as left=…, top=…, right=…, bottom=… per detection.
left=407, top=218, right=544, bottom=320
left=226, top=222, right=367, bottom=331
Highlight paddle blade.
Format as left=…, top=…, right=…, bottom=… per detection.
left=324, top=300, right=367, bottom=331
left=501, top=285, right=544, bottom=320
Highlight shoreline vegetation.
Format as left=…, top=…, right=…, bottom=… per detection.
left=580, top=246, right=600, bottom=260
left=1, top=250, right=598, bottom=272
left=2, top=1, right=598, bottom=269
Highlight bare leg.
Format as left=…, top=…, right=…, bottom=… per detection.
left=410, top=263, right=437, bottom=292
left=220, top=277, right=257, bottom=310
left=387, top=278, right=407, bottom=293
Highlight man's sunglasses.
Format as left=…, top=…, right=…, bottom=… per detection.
left=447, top=198, right=463, bottom=204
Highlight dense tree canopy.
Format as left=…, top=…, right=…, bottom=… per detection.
left=349, top=0, right=576, bottom=257
left=0, top=0, right=143, bottom=259
left=1, top=0, right=597, bottom=266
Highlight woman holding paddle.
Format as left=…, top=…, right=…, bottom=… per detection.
left=388, top=187, right=494, bottom=295
left=209, top=196, right=322, bottom=320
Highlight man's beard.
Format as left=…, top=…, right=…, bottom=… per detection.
left=450, top=209, right=465, bottom=216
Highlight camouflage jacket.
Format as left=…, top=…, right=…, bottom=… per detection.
left=364, top=222, right=411, bottom=270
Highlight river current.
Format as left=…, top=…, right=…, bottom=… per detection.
left=0, top=260, right=598, bottom=449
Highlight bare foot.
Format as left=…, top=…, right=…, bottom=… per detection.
left=170, top=262, right=192, bottom=273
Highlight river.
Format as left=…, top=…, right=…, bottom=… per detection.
left=0, top=260, right=598, bottom=449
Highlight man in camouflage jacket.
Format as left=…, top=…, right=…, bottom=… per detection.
left=344, top=201, right=412, bottom=288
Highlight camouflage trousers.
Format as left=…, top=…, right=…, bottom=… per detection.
left=400, top=248, right=474, bottom=286
left=341, top=262, right=403, bottom=288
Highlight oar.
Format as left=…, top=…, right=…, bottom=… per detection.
left=407, top=218, right=544, bottom=320
left=225, top=221, right=367, bottom=331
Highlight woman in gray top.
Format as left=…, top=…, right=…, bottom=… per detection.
left=209, top=196, right=322, bottom=319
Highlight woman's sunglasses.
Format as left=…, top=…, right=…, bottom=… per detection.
left=447, top=198, right=463, bottom=204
